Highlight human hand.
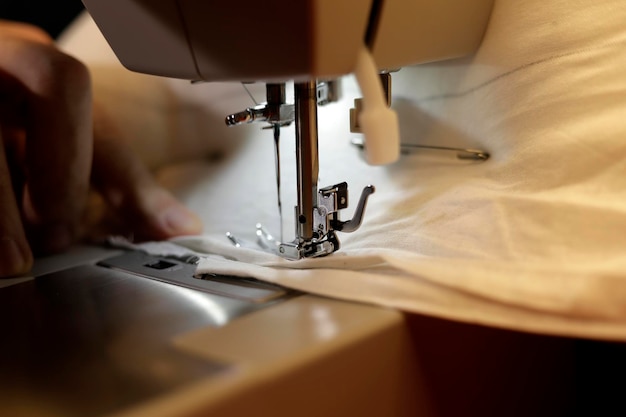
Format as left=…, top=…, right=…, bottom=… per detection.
left=0, top=21, right=202, bottom=277
left=0, top=20, right=92, bottom=276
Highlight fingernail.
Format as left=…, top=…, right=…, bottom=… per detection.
left=161, top=206, right=203, bottom=236
left=0, top=237, right=32, bottom=277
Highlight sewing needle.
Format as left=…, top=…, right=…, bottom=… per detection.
left=273, top=124, right=283, bottom=243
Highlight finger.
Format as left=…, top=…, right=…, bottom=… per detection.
left=0, top=20, right=53, bottom=45
left=0, top=38, right=93, bottom=254
left=0, top=128, right=33, bottom=277
left=92, top=114, right=202, bottom=241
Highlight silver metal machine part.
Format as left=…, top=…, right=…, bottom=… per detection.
left=100, top=251, right=291, bottom=303
left=294, top=81, right=320, bottom=243
left=351, top=137, right=491, bottom=161
left=225, top=83, right=294, bottom=127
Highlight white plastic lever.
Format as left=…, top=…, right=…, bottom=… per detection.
left=353, top=46, right=400, bottom=165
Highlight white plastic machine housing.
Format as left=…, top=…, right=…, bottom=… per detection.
left=80, top=0, right=495, bottom=82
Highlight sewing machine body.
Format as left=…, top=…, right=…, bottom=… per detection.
left=81, top=0, right=494, bottom=82
left=1, top=3, right=603, bottom=416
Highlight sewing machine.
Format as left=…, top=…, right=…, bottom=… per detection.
left=81, top=0, right=495, bottom=259
left=0, top=2, right=504, bottom=416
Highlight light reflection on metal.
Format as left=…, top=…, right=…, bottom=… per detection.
left=171, top=286, right=229, bottom=326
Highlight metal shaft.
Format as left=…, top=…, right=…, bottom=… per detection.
left=294, top=81, right=319, bottom=241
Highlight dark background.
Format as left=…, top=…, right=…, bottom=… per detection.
left=0, top=0, right=85, bottom=38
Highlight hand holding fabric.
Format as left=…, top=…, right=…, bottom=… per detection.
left=0, top=20, right=202, bottom=277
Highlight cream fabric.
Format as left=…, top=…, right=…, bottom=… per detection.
left=63, top=0, right=626, bottom=341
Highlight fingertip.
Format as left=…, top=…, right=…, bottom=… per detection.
left=0, top=237, right=33, bottom=278
left=0, top=20, right=54, bottom=45
left=135, top=187, right=203, bottom=238
left=160, top=204, right=204, bottom=237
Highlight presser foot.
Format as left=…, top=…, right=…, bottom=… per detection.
left=225, top=225, right=338, bottom=260
left=255, top=224, right=340, bottom=260
left=227, top=184, right=375, bottom=260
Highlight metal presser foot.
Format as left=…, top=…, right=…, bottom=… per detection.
left=225, top=81, right=375, bottom=260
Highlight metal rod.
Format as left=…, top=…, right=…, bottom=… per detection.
left=400, top=143, right=490, bottom=161
left=294, top=81, right=319, bottom=241
left=350, top=137, right=490, bottom=161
